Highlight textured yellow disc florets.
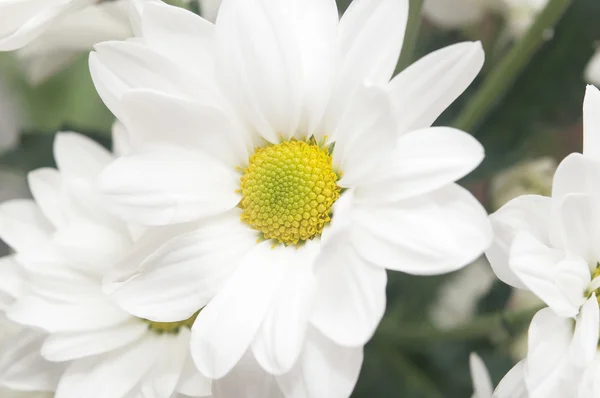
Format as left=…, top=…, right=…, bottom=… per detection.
left=240, top=140, right=341, bottom=245
left=143, top=311, right=199, bottom=335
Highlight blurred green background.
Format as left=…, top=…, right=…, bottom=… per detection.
left=0, top=0, right=598, bottom=396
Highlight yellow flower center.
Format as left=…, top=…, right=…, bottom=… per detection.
left=143, top=311, right=199, bottom=335
left=240, top=139, right=341, bottom=245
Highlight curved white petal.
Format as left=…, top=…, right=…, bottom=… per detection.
left=27, top=168, right=65, bottom=229
left=213, top=351, right=283, bottom=398
left=493, top=360, right=527, bottom=398
left=252, top=242, right=319, bottom=375
left=41, top=320, right=147, bottom=362
left=214, top=0, right=303, bottom=142
left=191, top=242, right=289, bottom=379
left=470, top=353, right=493, bottom=398
left=105, top=211, right=255, bottom=322
left=119, top=89, right=250, bottom=167
left=176, top=355, right=212, bottom=397
left=0, top=0, right=93, bottom=51
left=337, top=0, right=408, bottom=87
left=552, top=153, right=600, bottom=201
left=568, top=295, right=600, bottom=367
left=112, top=121, right=132, bottom=157
left=276, top=327, right=363, bottom=398
left=486, top=195, right=552, bottom=289
left=422, top=0, right=485, bottom=28
left=352, top=127, right=484, bottom=202
left=8, top=294, right=131, bottom=334
left=53, top=132, right=113, bottom=180
left=0, top=199, right=53, bottom=253
left=525, top=308, right=577, bottom=397
left=583, top=85, right=600, bottom=158
left=98, top=144, right=239, bottom=225
left=310, top=232, right=386, bottom=347
left=55, top=334, right=161, bottom=398
left=89, top=40, right=205, bottom=119
left=0, top=256, right=24, bottom=306
left=141, top=1, right=215, bottom=75
left=509, top=231, right=589, bottom=317
left=352, top=184, right=492, bottom=275
left=0, top=328, right=63, bottom=391
left=550, top=193, right=600, bottom=265
left=389, top=42, right=484, bottom=133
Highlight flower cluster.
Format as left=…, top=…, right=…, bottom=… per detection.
left=0, top=0, right=596, bottom=397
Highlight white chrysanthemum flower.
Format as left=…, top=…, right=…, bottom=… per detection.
left=0, top=131, right=213, bottom=398
left=585, top=48, right=600, bottom=88
left=89, top=0, right=492, bottom=393
left=469, top=353, right=528, bottom=398
left=485, top=85, right=600, bottom=397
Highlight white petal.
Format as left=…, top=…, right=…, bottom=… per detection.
left=509, top=231, right=589, bottom=317
left=55, top=335, right=161, bottom=398
left=470, top=353, right=493, bottom=398
left=486, top=195, right=552, bottom=289
left=89, top=40, right=205, bottom=119
left=141, top=1, right=215, bottom=74
left=8, top=294, right=131, bottom=334
left=276, top=327, right=363, bottom=398
left=214, top=0, right=303, bottom=142
left=552, top=153, right=600, bottom=201
left=310, top=232, right=387, bottom=347
left=337, top=0, right=408, bottom=86
left=98, top=144, right=240, bottom=225
left=53, top=132, right=113, bottom=179
left=119, top=89, right=250, bottom=167
left=138, top=332, right=190, bottom=398
left=333, top=86, right=397, bottom=187
left=191, top=242, right=289, bottom=379
left=389, top=42, right=484, bottom=133
left=27, top=168, right=65, bottom=229
left=353, top=127, right=484, bottom=202
left=525, top=308, right=574, bottom=397
left=41, top=320, right=148, bottom=362
left=583, top=85, right=600, bottom=158
left=213, top=351, right=283, bottom=398
left=176, top=355, right=212, bottom=397
left=199, top=0, right=222, bottom=23
left=0, top=0, right=93, bottom=51
left=0, top=199, right=53, bottom=253
left=352, top=184, right=492, bottom=275
left=422, top=0, right=485, bottom=28
left=252, top=242, right=319, bottom=375
left=0, top=328, right=63, bottom=391
left=568, top=295, right=600, bottom=367
left=550, top=193, right=600, bottom=265
left=493, top=361, right=527, bottom=398
left=105, top=211, right=255, bottom=322
left=0, top=256, right=24, bottom=306
left=112, top=121, right=132, bottom=157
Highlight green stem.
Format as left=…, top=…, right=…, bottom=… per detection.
left=396, top=0, right=424, bottom=73
left=378, top=306, right=542, bottom=347
left=452, top=0, right=574, bottom=132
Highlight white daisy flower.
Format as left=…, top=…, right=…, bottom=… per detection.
left=0, top=131, right=213, bottom=398
left=89, top=0, right=492, bottom=394
left=485, top=85, right=600, bottom=397
left=469, top=352, right=528, bottom=398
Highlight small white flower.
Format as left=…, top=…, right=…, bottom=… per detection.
left=486, top=85, right=600, bottom=397
left=89, top=0, right=492, bottom=394
left=585, top=48, right=600, bottom=88
left=0, top=131, right=213, bottom=398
